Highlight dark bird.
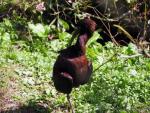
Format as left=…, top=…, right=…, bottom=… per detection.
left=52, top=17, right=96, bottom=112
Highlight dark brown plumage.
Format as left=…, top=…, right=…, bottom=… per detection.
left=52, top=18, right=96, bottom=94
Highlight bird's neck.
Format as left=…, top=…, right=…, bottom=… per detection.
left=76, top=33, right=90, bottom=54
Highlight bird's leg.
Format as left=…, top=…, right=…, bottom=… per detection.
left=67, top=94, right=75, bottom=113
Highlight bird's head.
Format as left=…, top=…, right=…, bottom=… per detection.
left=68, top=17, right=97, bottom=47
left=80, top=17, right=97, bottom=34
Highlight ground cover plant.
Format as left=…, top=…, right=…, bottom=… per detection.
left=0, top=0, right=150, bottom=113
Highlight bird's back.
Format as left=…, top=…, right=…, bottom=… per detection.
left=53, top=46, right=93, bottom=93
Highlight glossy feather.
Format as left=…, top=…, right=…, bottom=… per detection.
left=53, top=18, right=96, bottom=94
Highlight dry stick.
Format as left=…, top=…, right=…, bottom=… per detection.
left=91, top=7, right=119, bottom=46
left=93, top=53, right=117, bottom=73
left=67, top=94, right=75, bottom=113
left=118, top=54, right=142, bottom=59
left=143, top=1, right=147, bottom=40
left=68, top=30, right=79, bottom=47
left=113, top=24, right=136, bottom=44
left=140, top=2, right=150, bottom=58
left=86, top=6, right=132, bottom=22
left=93, top=52, right=143, bottom=73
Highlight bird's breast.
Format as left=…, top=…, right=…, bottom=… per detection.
left=67, top=55, right=92, bottom=86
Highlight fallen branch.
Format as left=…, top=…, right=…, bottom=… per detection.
left=118, top=54, right=142, bottom=58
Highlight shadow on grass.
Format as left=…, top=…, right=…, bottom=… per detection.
left=0, top=101, right=51, bottom=113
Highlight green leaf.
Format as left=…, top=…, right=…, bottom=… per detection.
left=87, top=31, right=101, bottom=46
left=58, top=32, right=71, bottom=40
left=28, top=23, right=49, bottom=38
left=58, top=19, right=69, bottom=31
left=4, top=19, right=12, bottom=28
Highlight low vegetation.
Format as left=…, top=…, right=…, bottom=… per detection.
left=0, top=0, right=150, bottom=113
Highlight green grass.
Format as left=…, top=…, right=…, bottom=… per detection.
left=0, top=17, right=150, bottom=113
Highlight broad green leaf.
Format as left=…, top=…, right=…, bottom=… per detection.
left=58, top=19, right=69, bottom=31
left=58, top=32, right=71, bottom=40
left=87, top=31, right=101, bottom=46
left=4, top=19, right=12, bottom=27
left=28, top=23, right=49, bottom=38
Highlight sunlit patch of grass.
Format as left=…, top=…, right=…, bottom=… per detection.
left=0, top=12, right=150, bottom=113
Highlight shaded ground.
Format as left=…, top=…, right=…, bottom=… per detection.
left=0, top=65, right=69, bottom=113
left=0, top=66, right=46, bottom=113
left=0, top=66, right=21, bottom=111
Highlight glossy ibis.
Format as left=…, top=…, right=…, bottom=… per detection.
left=53, top=17, right=96, bottom=112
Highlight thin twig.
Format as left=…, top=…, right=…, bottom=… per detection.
left=118, top=54, right=142, bottom=59
left=93, top=53, right=117, bottom=73
left=143, top=1, right=147, bottom=40
left=68, top=30, right=79, bottom=47
left=86, top=6, right=132, bottom=22
left=90, top=8, right=119, bottom=45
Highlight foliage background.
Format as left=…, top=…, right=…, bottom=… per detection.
left=0, top=0, right=150, bottom=113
